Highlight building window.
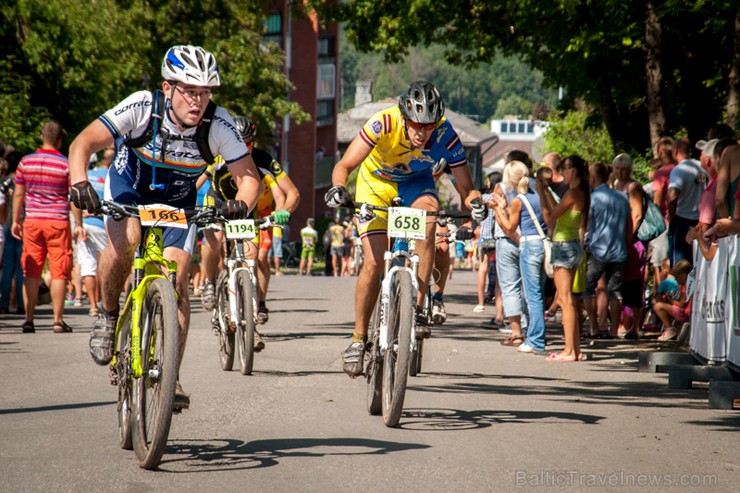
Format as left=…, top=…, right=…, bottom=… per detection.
left=527, top=122, right=534, bottom=133
left=263, top=12, right=282, bottom=46
left=508, top=122, right=516, bottom=133
left=317, top=63, right=335, bottom=99
left=316, top=99, right=335, bottom=126
left=500, top=122, right=507, bottom=133
left=518, top=122, right=525, bottom=133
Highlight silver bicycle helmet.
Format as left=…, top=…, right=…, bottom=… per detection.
left=161, top=45, right=220, bottom=87
left=398, top=80, right=444, bottom=124
left=233, top=115, right=256, bottom=140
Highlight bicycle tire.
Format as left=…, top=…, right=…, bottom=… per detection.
left=117, top=309, right=133, bottom=450
left=132, top=278, right=179, bottom=470
left=366, top=293, right=383, bottom=415
left=235, top=269, right=255, bottom=375
left=215, top=270, right=235, bottom=371
left=410, top=289, right=432, bottom=377
left=382, top=270, right=413, bottom=427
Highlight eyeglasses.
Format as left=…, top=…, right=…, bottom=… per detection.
left=175, top=86, right=212, bottom=102
left=406, top=120, right=437, bottom=132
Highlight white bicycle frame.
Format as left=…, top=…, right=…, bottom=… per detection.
left=224, top=242, right=258, bottom=329
left=378, top=247, right=420, bottom=354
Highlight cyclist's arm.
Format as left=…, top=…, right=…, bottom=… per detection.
left=69, top=120, right=114, bottom=185
left=275, top=174, right=301, bottom=214
left=270, top=179, right=287, bottom=211
left=229, top=154, right=263, bottom=212
left=448, top=164, right=482, bottom=209
left=331, top=135, right=372, bottom=187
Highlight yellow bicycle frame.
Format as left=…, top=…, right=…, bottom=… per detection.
left=111, top=226, right=178, bottom=378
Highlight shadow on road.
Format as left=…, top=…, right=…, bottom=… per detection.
left=0, top=400, right=115, bottom=415
left=408, top=378, right=710, bottom=409
left=398, top=407, right=603, bottom=430
left=159, top=437, right=429, bottom=472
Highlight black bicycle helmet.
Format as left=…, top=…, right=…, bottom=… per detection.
left=233, top=115, right=256, bottom=140
left=398, top=80, right=445, bottom=124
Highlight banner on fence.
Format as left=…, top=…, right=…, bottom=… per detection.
left=727, top=237, right=740, bottom=370
left=689, top=240, right=728, bottom=363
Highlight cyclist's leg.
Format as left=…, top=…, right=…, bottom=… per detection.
left=99, top=216, right=141, bottom=310
left=256, top=229, right=272, bottom=303
left=406, top=193, right=440, bottom=308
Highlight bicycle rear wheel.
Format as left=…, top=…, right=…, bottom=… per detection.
left=382, top=270, right=414, bottom=427
left=235, top=270, right=255, bottom=375
left=132, top=278, right=179, bottom=470
left=215, top=270, right=234, bottom=371
left=116, top=309, right=133, bottom=450
left=410, top=289, right=431, bottom=377
left=409, top=339, right=424, bottom=376
left=366, top=293, right=383, bottom=415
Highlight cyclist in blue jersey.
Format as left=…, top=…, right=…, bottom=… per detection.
left=68, top=45, right=263, bottom=410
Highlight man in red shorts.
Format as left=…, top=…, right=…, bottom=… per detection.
left=11, top=121, right=74, bottom=333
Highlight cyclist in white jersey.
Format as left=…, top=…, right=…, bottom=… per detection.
left=68, top=45, right=263, bottom=410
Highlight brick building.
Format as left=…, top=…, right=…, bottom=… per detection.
left=264, top=1, right=339, bottom=240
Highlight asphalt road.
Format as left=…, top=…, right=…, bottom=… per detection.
left=0, top=270, right=737, bottom=492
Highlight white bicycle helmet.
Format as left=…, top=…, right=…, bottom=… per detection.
left=161, top=45, right=220, bottom=87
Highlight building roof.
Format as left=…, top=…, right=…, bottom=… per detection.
left=337, top=98, right=498, bottom=151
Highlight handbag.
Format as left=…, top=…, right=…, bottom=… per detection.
left=519, top=194, right=554, bottom=278
left=480, top=238, right=497, bottom=250
left=637, top=189, right=667, bottom=243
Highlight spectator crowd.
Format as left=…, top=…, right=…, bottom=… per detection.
left=2, top=122, right=739, bottom=356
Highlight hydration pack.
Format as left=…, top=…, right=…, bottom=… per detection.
left=124, top=89, right=217, bottom=164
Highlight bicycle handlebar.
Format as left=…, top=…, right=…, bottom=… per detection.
left=98, top=200, right=231, bottom=228
left=348, top=201, right=471, bottom=220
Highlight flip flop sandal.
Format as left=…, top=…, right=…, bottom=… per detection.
left=53, top=321, right=73, bottom=333
left=22, top=321, right=35, bottom=333
left=500, top=335, right=524, bottom=346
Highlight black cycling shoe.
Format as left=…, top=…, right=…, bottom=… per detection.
left=89, top=305, right=118, bottom=365
left=174, top=381, right=190, bottom=411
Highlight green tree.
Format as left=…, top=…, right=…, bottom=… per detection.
left=0, top=0, right=308, bottom=151
left=314, top=0, right=740, bottom=154
left=542, top=110, right=615, bottom=165
left=339, top=29, right=557, bottom=123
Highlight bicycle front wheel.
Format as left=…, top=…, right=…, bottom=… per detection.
left=116, top=309, right=133, bottom=450
left=235, top=270, right=255, bottom=375
left=132, top=278, right=180, bottom=470
left=215, top=270, right=235, bottom=371
left=382, top=270, right=414, bottom=427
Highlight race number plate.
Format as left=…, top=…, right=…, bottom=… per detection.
left=387, top=207, right=426, bottom=240
left=138, top=205, right=187, bottom=229
left=225, top=219, right=257, bottom=239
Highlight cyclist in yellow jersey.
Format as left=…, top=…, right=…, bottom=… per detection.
left=325, top=81, right=487, bottom=377
left=197, top=116, right=299, bottom=348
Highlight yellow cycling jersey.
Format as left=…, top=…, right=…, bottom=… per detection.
left=357, top=106, right=467, bottom=183
left=205, top=148, right=286, bottom=218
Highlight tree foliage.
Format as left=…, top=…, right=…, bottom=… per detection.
left=339, top=29, right=557, bottom=123
left=0, top=0, right=308, bottom=153
left=542, top=110, right=615, bottom=165
left=315, top=0, right=740, bottom=155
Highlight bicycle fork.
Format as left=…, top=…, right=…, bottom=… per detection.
left=226, top=258, right=258, bottom=329
left=378, top=250, right=420, bottom=355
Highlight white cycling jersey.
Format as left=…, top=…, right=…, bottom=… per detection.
left=98, top=90, right=248, bottom=176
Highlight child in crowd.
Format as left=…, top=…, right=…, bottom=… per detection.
left=653, top=260, right=692, bottom=341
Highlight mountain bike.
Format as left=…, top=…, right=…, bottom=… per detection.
left=212, top=215, right=273, bottom=375
left=104, top=200, right=218, bottom=469
left=357, top=201, right=469, bottom=427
